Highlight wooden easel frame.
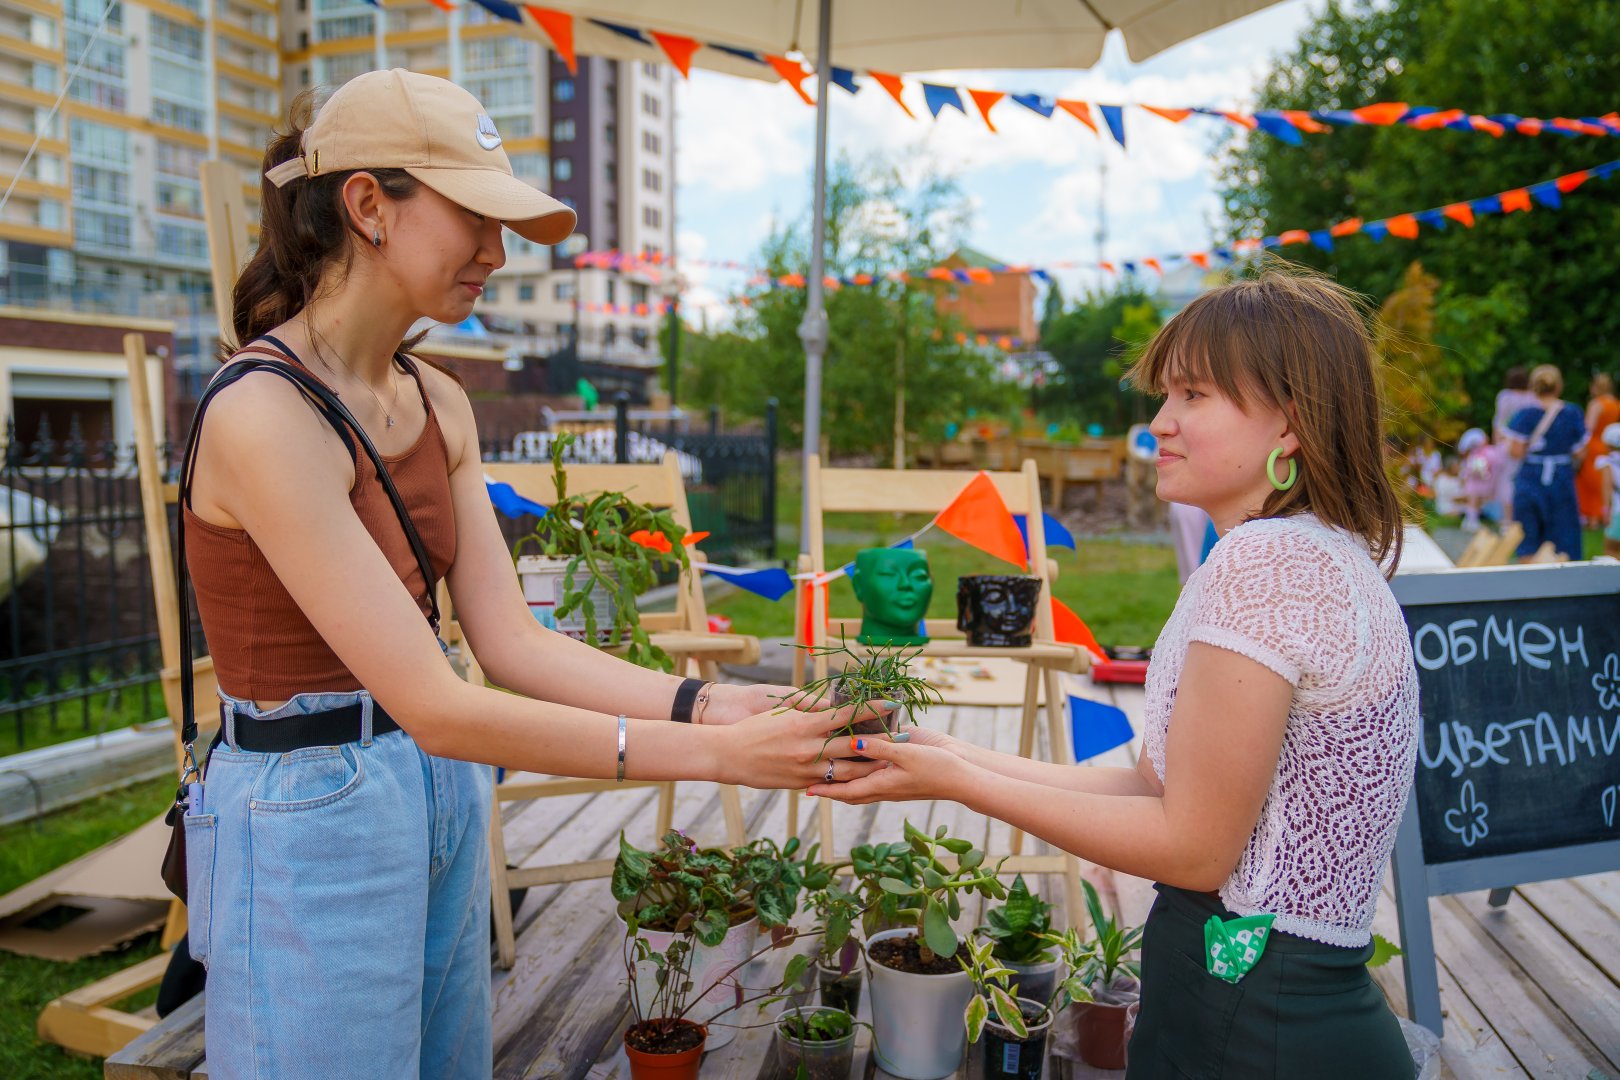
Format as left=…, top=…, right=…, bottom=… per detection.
left=474, top=455, right=760, bottom=968
left=789, top=455, right=1090, bottom=923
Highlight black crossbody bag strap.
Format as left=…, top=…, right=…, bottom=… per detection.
left=173, top=347, right=441, bottom=757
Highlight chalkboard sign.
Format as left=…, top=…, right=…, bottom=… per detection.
left=1389, top=561, right=1620, bottom=1035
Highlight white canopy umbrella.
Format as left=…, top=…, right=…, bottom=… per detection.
left=520, top=1, right=1287, bottom=543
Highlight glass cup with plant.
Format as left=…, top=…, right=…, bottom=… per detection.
left=786, top=635, right=944, bottom=762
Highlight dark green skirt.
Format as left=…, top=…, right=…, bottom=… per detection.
left=1125, top=884, right=1413, bottom=1080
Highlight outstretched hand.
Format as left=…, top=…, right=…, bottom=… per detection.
left=699, top=682, right=803, bottom=726
left=803, top=734, right=973, bottom=804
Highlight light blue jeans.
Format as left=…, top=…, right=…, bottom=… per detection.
left=183, top=688, right=493, bottom=1080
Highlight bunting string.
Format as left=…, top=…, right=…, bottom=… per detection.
left=440, top=4, right=1620, bottom=153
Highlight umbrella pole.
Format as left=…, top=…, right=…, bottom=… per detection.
left=797, top=0, right=832, bottom=553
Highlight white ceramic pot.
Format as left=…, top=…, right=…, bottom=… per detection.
left=865, top=928, right=974, bottom=1080
left=517, top=555, right=625, bottom=643
left=1002, top=953, right=1064, bottom=1008
left=624, top=915, right=757, bottom=1050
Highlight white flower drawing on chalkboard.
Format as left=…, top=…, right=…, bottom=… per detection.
left=1443, top=780, right=1489, bottom=848
left=1594, top=653, right=1620, bottom=711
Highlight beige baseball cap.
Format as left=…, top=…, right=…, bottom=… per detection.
left=264, top=68, right=576, bottom=246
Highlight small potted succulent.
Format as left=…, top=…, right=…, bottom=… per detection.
left=975, top=875, right=1062, bottom=1005
left=792, top=635, right=943, bottom=760
left=768, top=1004, right=862, bottom=1080
left=512, top=432, right=693, bottom=670
left=1041, top=879, right=1142, bottom=1070
left=853, top=820, right=1009, bottom=1080
left=613, top=830, right=813, bottom=1049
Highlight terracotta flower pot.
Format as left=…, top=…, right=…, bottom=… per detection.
left=624, top=1019, right=706, bottom=1080
left=1072, top=999, right=1133, bottom=1070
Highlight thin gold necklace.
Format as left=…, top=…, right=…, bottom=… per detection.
left=304, top=317, right=400, bottom=428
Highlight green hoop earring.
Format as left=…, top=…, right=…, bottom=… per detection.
left=1267, top=448, right=1297, bottom=492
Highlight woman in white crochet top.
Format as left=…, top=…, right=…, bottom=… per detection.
left=811, top=270, right=1421, bottom=1079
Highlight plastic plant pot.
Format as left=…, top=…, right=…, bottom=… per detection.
left=970, top=998, right=1053, bottom=1080
left=624, top=1019, right=706, bottom=1080
left=622, top=914, right=757, bottom=1050
left=1001, top=953, right=1063, bottom=1008
left=817, top=960, right=864, bottom=1016
left=769, top=1006, right=857, bottom=1080
left=865, top=928, right=974, bottom=1080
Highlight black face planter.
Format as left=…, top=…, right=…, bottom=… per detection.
left=956, top=575, right=1043, bottom=648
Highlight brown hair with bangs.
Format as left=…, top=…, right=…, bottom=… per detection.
left=1128, top=267, right=1406, bottom=573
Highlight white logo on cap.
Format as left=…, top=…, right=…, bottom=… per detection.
left=475, top=113, right=502, bottom=151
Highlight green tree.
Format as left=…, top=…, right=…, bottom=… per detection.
left=1222, top=0, right=1620, bottom=415
left=1036, top=284, right=1158, bottom=431
left=679, top=154, right=1019, bottom=456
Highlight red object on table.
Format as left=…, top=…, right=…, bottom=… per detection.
left=1090, top=656, right=1149, bottom=684
left=706, top=614, right=733, bottom=634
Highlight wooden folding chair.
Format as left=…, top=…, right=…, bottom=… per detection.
left=788, top=455, right=1090, bottom=922
left=475, top=454, right=760, bottom=968
left=35, top=333, right=214, bottom=1058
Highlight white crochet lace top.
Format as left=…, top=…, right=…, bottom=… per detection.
left=1144, top=513, right=1420, bottom=947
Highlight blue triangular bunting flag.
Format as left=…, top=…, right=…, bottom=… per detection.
left=1254, top=113, right=1304, bottom=145
left=1013, top=513, right=1076, bottom=553
left=1069, top=695, right=1134, bottom=761
left=709, top=44, right=766, bottom=64
left=922, top=83, right=965, bottom=118
left=699, top=565, right=794, bottom=601
left=485, top=478, right=549, bottom=519
left=1529, top=181, right=1561, bottom=208
left=1308, top=230, right=1333, bottom=251
left=1100, top=104, right=1126, bottom=147
left=830, top=67, right=860, bottom=95
left=1011, top=93, right=1056, bottom=118
left=591, top=19, right=649, bottom=44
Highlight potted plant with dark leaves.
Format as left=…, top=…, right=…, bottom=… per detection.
left=960, top=933, right=1074, bottom=1080
left=854, top=820, right=1008, bottom=1080
left=975, top=875, right=1062, bottom=1004
left=1041, top=879, right=1142, bottom=1070
left=512, top=432, right=693, bottom=670
left=623, top=915, right=815, bottom=1079
left=613, top=830, right=812, bottom=1050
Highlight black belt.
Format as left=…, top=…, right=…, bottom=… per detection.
left=224, top=700, right=402, bottom=753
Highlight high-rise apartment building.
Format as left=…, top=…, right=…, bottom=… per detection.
left=0, top=4, right=675, bottom=374
left=0, top=0, right=278, bottom=333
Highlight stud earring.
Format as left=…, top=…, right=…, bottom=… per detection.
left=371, top=229, right=382, bottom=248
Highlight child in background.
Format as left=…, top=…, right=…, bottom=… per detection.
left=1458, top=428, right=1502, bottom=531
left=1598, top=422, right=1620, bottom=558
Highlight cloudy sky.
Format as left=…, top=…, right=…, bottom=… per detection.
left=671, top=0, right=1320, bottom=323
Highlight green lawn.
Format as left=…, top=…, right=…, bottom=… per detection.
left=0, top=777, right=172, bottom=1080
left=2, top=676, right=165, bottom=757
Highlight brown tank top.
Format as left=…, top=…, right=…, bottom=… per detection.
left=183, top=346, right=457, bottom=699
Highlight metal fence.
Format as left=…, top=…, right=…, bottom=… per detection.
left=2, top=416, right=169, bottom=751
left=480, top=395, right=779, bottom=567
left=1, top=399, right=777, bottom=749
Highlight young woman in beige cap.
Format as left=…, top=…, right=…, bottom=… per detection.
left=176, top=70, right=882, bottom=1080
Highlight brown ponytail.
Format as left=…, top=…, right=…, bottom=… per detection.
left=229, top=90, right=422, bottom=357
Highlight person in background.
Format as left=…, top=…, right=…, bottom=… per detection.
left=1166, top=501, right=1214, bottom=585
left=1596, top=422, right=1620, bottom=559
left=1493, top=366, right=1539, bottom=526
left=1576, top=372, right=1619, bottom=527
left=1457, top=428, right=1503, bottom=532
left=1503, top=364, right=1587, bottom=561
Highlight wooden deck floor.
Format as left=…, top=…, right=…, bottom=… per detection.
left=108, top=678, right=1620, bottom=1079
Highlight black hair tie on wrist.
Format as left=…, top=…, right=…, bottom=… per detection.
left=670, top=677, right=705, bottom=723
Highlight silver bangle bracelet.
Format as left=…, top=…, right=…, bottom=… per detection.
left=616, top=714, right=627, bottom=783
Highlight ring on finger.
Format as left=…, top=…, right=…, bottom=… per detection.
left=824, top=761, right=836, bottom=783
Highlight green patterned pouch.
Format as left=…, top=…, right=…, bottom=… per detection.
left=1204, top=912, right=1276, bottom=983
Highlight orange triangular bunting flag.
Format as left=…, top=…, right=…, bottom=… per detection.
left=1189, top=252, right=1210, bottom=269
left=968, top=88, right=1005, bottom=132
left=1556, top=171, right=1590, bottom=194
left=869, top=71, right=914, bottom=118
left=1142, top=105, right=1192, bottom=123
left=427, top=0, right=457, bottom=10
left=932, top=472, right=1027, bottom=569
left=1385, top=214, right=1420, bottom=239
left=649, top=31, right=700, bottom=78
left=1353, top=102, right=1409, bottom=125
left=1329, top=217, right=1364, bottom=237
left=1499, top=188, right=1532, bottom=213
left=766, top=55, right=814, bottom=105
left=525, top=6, right=573, bottom=70
left=1051, top=598, right=1107, bottom=663
left=1056, top=99, right=1096, bottom=133
left=1441, top=203, right=1475, bottom=228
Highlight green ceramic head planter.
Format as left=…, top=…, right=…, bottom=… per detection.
left=849, top=547, right=933, bottom=646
